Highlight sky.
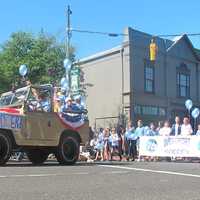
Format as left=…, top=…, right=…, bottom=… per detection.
left=0, top=0, right=200, bottom=59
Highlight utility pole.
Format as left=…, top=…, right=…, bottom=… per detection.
left=66, top=5, right=72, bottom=58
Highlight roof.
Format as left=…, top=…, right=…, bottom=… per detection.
left=77, top=28, right=200, bottom=64
left=167, top=34, right=200, bottom=61
left=77, top=45, right=122, bottom=65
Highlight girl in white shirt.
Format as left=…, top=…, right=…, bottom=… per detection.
left=159, top=121, right=171, bottom=136
left=181, top=117, right=193, bottom=136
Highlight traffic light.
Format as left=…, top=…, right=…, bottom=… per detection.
left=149, top=38, right=158, bottom=62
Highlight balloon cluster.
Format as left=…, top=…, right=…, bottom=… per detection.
left=18, top=59, right=86, bottom=109
left=185, top=99, right=200, bottom=119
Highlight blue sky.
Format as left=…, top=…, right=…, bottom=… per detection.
left=0, top=0, right=200, bottom=58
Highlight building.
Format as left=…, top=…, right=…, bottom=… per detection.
left=78, top=27, right=200, bottom=128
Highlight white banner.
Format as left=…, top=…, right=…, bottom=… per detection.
left=139, top=136, right=200, bottom=157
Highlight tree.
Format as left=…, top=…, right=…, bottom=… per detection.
left=0, top=31, right=75, bottom=93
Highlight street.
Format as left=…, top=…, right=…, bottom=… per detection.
left=0, top=161, right=200, bottom=200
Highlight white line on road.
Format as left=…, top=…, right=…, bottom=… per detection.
left=0, top=172, right=89, bottom=179
left=102, top=170, right=129, bottom=175
left=99, top=165, right=200, bottom=179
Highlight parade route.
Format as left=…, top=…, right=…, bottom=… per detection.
left=0, top=161, right=199, bottom=200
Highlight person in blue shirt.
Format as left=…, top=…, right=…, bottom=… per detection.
left=94, top=130, right=104, bottom=161
left=37, top=93, right=51, bottom=112
left=134, top=120, right=145, bottom=156
left=145, top=123, right=158, bottom=136
left=135, top=120, right=145, bottom=137
left=74, top=95, right=84, bottom=111
left=125, top=121, right=137, bottom=161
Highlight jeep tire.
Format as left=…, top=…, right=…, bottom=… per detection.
left=56, top=135, right=79, bottom=165
left=0, top=133, right=12, bottom=165
left=27, top=149, right=49, bottom=165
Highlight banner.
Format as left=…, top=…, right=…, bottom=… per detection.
left=139, top=136, right=200, bottom=157
left=0, top=112, right=23, bottom=130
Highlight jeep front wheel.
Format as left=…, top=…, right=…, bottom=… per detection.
left=56, top=136, right=79, bottom=165
left=0, top=133, right=12, bottom=165
left=27, top=149, right=48, bottom=165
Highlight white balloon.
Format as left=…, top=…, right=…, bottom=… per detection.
left=63, top=58, right=72, bottom=71
left=192, top=108, right=200, bottom=119
left=185, top=99, right=193, bottom=110
left=19, top=64, right=28, bottom=76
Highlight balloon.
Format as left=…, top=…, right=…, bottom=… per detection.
left=74, top=95, right=81, bottom=101
left=60, top=77, right=68, bottom=87
left=192, top=108, right=200, bottom=119
left=185, top=99, right=193, bottom=110
left=62, top=82, right=69, bottom=89
left=19, top=64, right=28, bottom=76
left=63, top=58, right=72, bottom=71
left=81, top=96, right=86, bottom=107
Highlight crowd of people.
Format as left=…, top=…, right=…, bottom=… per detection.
left=88, top=116, right=200, bottom=162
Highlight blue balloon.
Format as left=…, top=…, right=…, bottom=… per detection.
left=63, top=82, right=69, bottom=89
left=192, top=108, right=200, bottom=119
left=81, top=96, right=86, bottom=107
left=60, top=77, right=68, bottom=87
left=19, top=64, right=28, bottom=76
left=185, top=99, right=193, bottom=110
left=63, top=58, right=72, bottom=71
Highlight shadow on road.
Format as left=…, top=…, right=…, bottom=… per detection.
left=4, top=160, right=134, bottom=168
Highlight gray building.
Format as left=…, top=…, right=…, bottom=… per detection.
left=78, top=27, right=200, bottom=128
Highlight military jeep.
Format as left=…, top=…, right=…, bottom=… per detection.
left=0, top=84, right=89, bottom=165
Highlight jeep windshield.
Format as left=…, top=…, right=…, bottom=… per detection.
left=0, top=86, right=29, bottom=107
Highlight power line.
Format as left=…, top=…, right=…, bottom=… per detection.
left=157, top=33, right=200, bottom=37
left=71, top=28, right=200, bottom=38
left=71, top=28, right=127, bottom=37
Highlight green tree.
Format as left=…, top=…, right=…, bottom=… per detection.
left=0, top=31, right=75, bottom=93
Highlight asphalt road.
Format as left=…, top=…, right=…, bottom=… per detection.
left=0, top=161, right=200, bottom=200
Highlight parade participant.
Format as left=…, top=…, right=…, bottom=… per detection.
left=156, top=121, right=163, bottom=132
left=37, top=92, right=51, bottom=112
left=135, top=120, right=145, bottom=137
left=180, top=116, right=193, bottom=136
left=117, top=125, right=127, bottom=159
left=146, top=123, right=158, bottom=136
left=53, top=88, right=62, bottom=112
left=109, top=127, right=120, bottom=161
left=171, top=116, right=181, bottom=136
left=59, top=88, right=67, bottom=104
left=103, top=128, right=111, bottom=161
left=159, top=121, right=171, bottom=136
left=94, top=131, right=104, bottom=161
left=74, top=95, right=84, bottom=111
left=125, top=121, right=137, bottom=161
left=62, top=96, right=73, bottom=112
left=196, top=124, right=200, bottom=136
left=135, top=120, right=145, bottom=156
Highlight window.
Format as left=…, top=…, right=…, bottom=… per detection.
left=177, top=73, right=190, bottom=98
left=134, top=104, right=166, bottom=116
left=159, top=107, right=166, bottom=116
left=134, top=105, right=141, bottom=114
left=144, top=64, right=154, bottom=93
left=142, top=106, right=158, bottom=115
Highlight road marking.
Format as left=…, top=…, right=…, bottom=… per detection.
left=0, top=172, right=89, bottom=179
left=99, top=165, right=200, bottom=179
left=102, top=170, right=129, bottom=175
